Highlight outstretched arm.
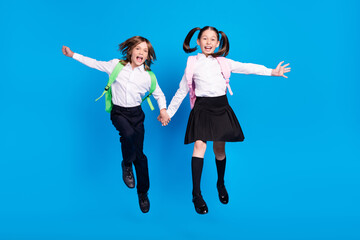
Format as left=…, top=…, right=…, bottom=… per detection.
left=271, top=61, right=291, bottom=78
left=61, top=46, right=117, bottom=75
left=228, top=59, right=291, bottom=78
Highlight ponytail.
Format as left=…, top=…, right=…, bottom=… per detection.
left=183, top=27, right=201, bottom=53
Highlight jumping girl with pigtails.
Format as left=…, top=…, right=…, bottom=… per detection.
left=159, top=26, right=291, bottom=214
left=62, top=36, right=170, bottom=214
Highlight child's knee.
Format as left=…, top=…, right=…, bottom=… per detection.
left=215, top=153, right=226, bottom=160
left=122, top=130, right=136, bottom=142
left=194, top=140, right=206, bottom=149
left=213, top=145, right=225, bottom=159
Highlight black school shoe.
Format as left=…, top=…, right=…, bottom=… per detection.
left=192, top=193, right=208, bottom=214
left=121, top=161, right=135, bottom=188
left=217, top=183, right=229, bottom=204
left=138, top=192, right=150, bottom=213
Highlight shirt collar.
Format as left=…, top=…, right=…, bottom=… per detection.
left=197, top=53, right=214, bottom=60
left=125, top=62, right=146, bottom=72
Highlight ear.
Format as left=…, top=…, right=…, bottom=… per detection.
left=216, top=41, right=220, bottom=48
left=197, top=39, right=200, bottom=46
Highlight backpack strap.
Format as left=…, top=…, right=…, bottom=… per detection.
left=185, top=55, right=197, bottom=109
left=141, top=70, right=157, bottom=111
left=95, top=61, right=124, bottom=113
left=216, top=57, right=233, bottom=95
left=95, top=62, right=123, bottom=102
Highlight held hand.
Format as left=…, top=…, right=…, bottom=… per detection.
left=158, top=109, right=171, bottom=126
left=271, top=61, right=291, bottom=78
left=62, top=46, right=74, bottom=58
left=157, top=114, right=165, bottom=125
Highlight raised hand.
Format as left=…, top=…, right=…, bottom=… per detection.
left=271, top=61, right=291, bottom=78
left=62, top=46, right=74, bottom=58
left=157, top=109, right=171, bottom=126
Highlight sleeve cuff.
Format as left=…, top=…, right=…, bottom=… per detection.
left=72, top=53, right=81, bottom=60
left=266, top=68, right=272, bottom=76
left=158, top=103, right=167, bottom=111
left=167, top=109, right=174, bottom=118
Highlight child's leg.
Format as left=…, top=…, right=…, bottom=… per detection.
left=193, top=140, right=207, bottom=158
left=213, top=141, right=229, bottom=204
left=111, top=109, right=136, bottom=188
left=111, top=113, right=137, bottom=166
left=111, top=110, right=137, bottom=188
left=192, top=140, right=207, bottom=195
left=213, top=141, right=226, bottom=185
left=133, top=123, right=150, bottom=213
left=133, top=122, right=149, bottom=195
left=191, top=140, right=208, bottom=214
left=113, top=107, right=149, bottom=213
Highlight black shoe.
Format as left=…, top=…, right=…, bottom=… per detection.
left=192, top=193, right=208, bottom=214
left=121, top=161, right=135, bottom=188
left=217, top=183, right=229, bottom=204
left=138, top=192, right=150, bottom=213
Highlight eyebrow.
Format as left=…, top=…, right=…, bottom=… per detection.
left=202, top=35, right=217, bottom=38
left=136, top=46, right=148, bottom=50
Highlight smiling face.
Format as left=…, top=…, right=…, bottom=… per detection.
left=130, top=41, right=149, bottom=69
left=196, top=29, right=220, bottom=57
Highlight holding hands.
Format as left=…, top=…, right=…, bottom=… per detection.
left=157, top=109, right=171, bottom=126
left=271, top=61, right=291, bottom=78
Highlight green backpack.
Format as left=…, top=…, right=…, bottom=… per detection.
left=95, top=62, right=157, bottom=113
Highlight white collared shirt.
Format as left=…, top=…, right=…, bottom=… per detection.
left=73, top=53, right=166, bottom=109
left=167, top=53, right=273, bottom=118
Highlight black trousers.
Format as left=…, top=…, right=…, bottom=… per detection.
left=110, top=105, right=149, bottom=194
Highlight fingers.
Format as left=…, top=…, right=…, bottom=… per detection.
left=276, top=61, right=284, bottom=69
left=62, top=45, right=73, bottom=57
left=162, top=117, right=171, bottom=126
left=158, top=110, right=171, bottom=126
left=158, top=114, right=171, bottom=126
left=62, top=46, right=67, bottom=55
left=278, top=62, right=291, bottom=78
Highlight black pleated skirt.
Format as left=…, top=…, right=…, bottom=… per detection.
left=184, top=95, right=245, bottom=144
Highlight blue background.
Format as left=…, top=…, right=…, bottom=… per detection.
left=1, top=0, right=359, bottom=239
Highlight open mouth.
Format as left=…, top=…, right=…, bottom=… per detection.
left=136, top=56, right=144, bottom=62
left=204, top=46, right=212, bottom=51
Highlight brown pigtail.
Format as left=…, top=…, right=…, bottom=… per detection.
left=183, top=27, right=201, bottom=53
left=212, top=31, right=230, bottom=57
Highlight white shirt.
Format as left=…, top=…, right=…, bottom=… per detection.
left=167, top=53, right=272, bottom=118
left=73, top=53, right=166, bottom=110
